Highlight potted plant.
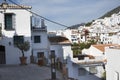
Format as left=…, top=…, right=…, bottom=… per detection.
left=16, top=41, right=30, bottom=65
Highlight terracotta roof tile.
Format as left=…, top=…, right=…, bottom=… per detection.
left=92, top=44, right=117, bottom=52
left=0, top=4, right=31, bottom=9
left=48, top=36, right=71, bottom=44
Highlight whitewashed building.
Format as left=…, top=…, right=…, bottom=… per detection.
left=89, top=11, right=120, bottom=44
left=105, top=45, right=120, bottom=80
left=65, top=44, right=109, bottom=80
left=0, top=3, right=32, bottom=64
left=31, top=19, right=50, bottom=65
left=48, top=36, right=72, bottom=64
left=49, top=29, right=81, bottom=43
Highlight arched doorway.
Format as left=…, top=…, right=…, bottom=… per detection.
left=0, top=45, right=6, bottom=64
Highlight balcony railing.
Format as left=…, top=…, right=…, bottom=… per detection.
left=31, top=26, right=47, bottom=31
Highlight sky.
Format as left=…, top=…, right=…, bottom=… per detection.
left=0, top=0, right=120, bottom=31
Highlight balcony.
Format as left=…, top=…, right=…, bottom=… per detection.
left=31, top=26, right=47, bottom=32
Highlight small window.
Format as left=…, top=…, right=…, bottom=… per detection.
left=37, top=52, right=44, bottom=58
left=89, top=67, right=97, bottom=74
left=78, top=68, right=86, bottom=76
left=13, top=36, right=24, bottom=45
left=34, top=35, right=41, bottom=43
left=4, top=13, right=15, bottom=30
left=81, top=36, right=83, bottom=39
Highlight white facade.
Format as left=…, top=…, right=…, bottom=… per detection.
left=51, top=29, right=81, bottom=43
left=105, top=46, right=120, bottom=80
left=66, top=44, right=107, bottom=80
left=48, top=36, right=73, bottom=63
left=0, top=4, right=32, bottom=64
left=89, top=12, right=120, bottom=44
left=67, top=59, right=104, bottom=80
left=32, top=28, right=50, bottom=63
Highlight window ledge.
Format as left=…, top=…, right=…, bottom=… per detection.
left=5, top=29, right=15, bottom=31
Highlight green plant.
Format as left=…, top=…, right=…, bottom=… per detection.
left=16, top=41, right=30, bottom=57
left=71, top=40, right=97, bottom=56
left=102, top=71, right=106, bottom=80
left=85, top=22, right=92, bottom=26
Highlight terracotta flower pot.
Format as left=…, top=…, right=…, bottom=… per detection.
left=19, top=57, right=27, bottom=65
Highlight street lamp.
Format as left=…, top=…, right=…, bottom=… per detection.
left=51, top=50, right=56, bottom=80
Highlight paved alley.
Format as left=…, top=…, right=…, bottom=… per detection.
left=0, top=64, right=64, bottom=80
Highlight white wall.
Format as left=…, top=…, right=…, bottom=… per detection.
left=50, top=45, right=63, bottom=61
left=63, top=29, right=72, bottom=42
left=62, top=45, right=73, bottom=60
left=32, top=31, right=49, bottom=49
left=0, top=9, right=32, bottom=64
left=67, top=58, right=104, bottom=80
left=32, top=30, right=50, bottom=63
left=66, top=44, right=105, bottom=80
left=105, top=47, right=120, bottom=80
left=87, top=45, right=104, bottom=56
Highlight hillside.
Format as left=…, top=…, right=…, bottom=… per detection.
left=100, top=6, right=120, bottom=19
left=67, top=23, right=85, bottom=29
left=69, top=6, right=120, bottom=28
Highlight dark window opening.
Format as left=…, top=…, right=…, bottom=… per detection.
left=34, top=36, right=41, bottom=43
left=4, top=13, right=15, bottom=30
left=13, top=36, right=24, bottom=45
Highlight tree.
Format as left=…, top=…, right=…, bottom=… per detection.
left=82, top=29, right=89, bottom=41
left=15, top=41, right=30, bottom=65
left=102, top=71, right=106, bottom=80
left=16, top=41, right=30, bottom=57
left=71, top=40, right=97, bottom=56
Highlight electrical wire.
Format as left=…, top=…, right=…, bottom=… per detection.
left=8, top=0, right=69, bottom=28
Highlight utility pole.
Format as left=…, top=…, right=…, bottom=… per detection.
left=51, top=50, right=56, bottom=80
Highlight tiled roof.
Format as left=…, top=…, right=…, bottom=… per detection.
left=48, top=36, right=71, bottom=45
left=92, top=44, right=116, bottom=52
left=0, top=4, right=31, bottom=9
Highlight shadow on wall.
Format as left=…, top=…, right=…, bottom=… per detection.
left=0, top=34, right=32, bottom=65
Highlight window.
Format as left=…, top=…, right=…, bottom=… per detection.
left=13, top=36, right=24, bottom=45
left=78, top=68, right=86, bottom=76
left=81, top=36, right=83, bottom=39
left=89, top=67, right=97, bottom=74
left=34, top=36, right=41, bottom=43
left=4, top=13, right=15, bottom=30
left=37, top=52, right=44, bottom=58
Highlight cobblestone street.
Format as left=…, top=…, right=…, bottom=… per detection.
left=0, top=64, right=64, bottom=80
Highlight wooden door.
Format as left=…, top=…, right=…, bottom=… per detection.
left=37, top=52, right=44, bottom=66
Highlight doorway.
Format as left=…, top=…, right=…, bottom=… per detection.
left=0, top=45, right=6, bottom=64
left=37, top=52, right=44, bottom=66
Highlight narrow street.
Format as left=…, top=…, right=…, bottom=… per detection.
left=0, top=64, right=64, bottom=80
